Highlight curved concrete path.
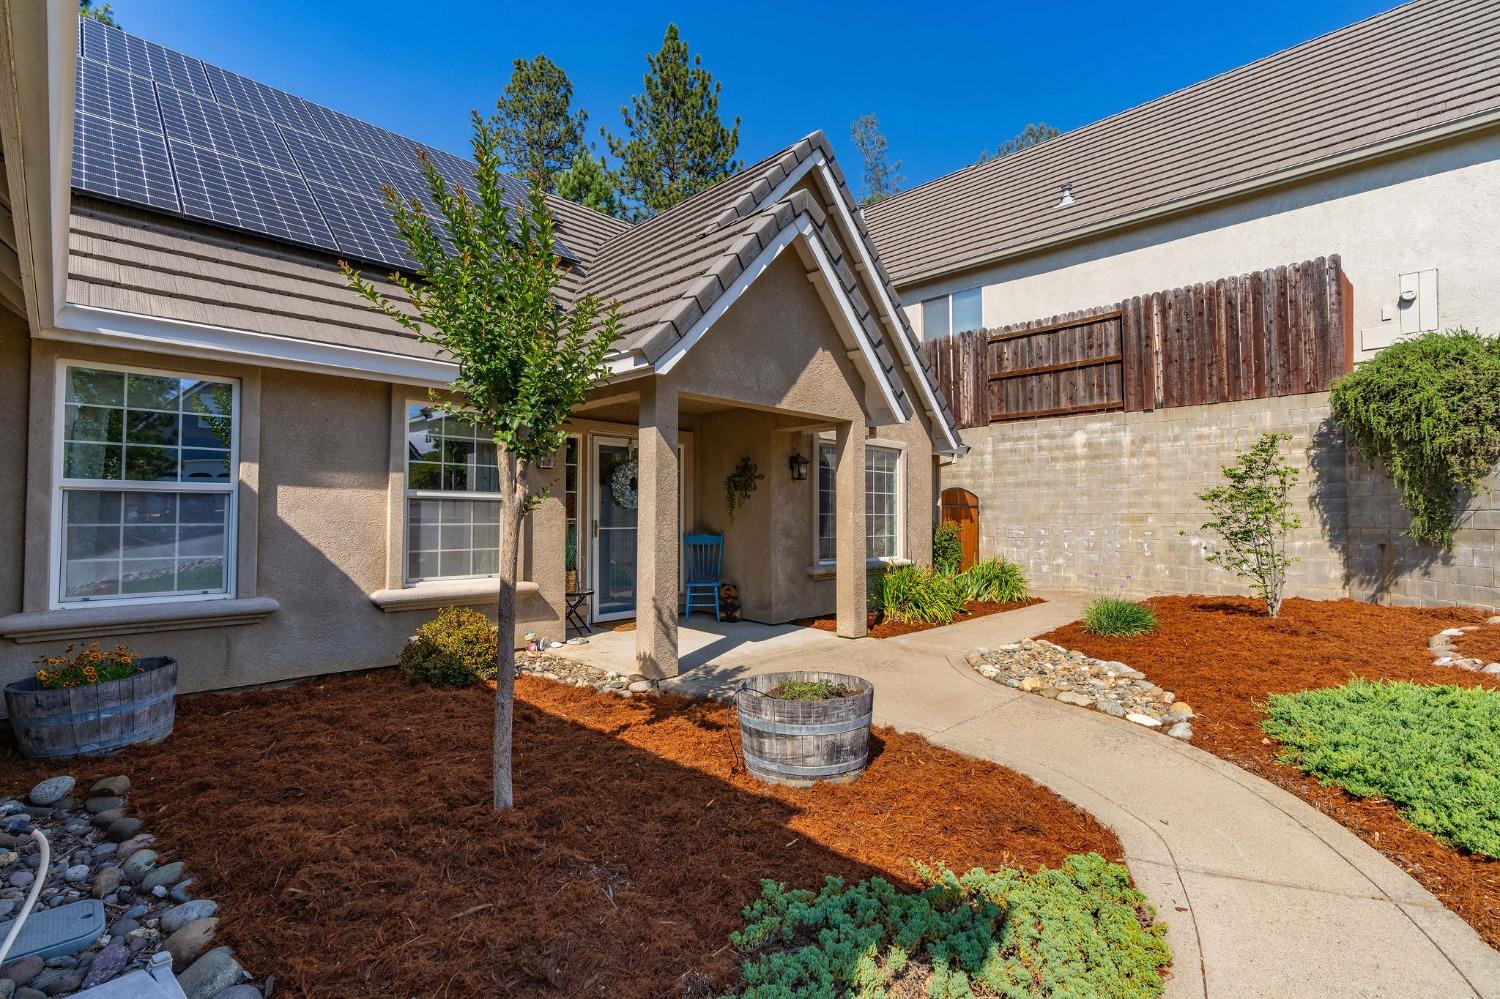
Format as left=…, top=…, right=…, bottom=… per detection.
left=661, top=595, right=1500, bottom=999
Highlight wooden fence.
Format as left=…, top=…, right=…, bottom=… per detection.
left=921, top=255, right=1354, bottom=427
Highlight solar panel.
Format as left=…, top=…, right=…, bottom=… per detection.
left=72, top=17, right=577, bottom=271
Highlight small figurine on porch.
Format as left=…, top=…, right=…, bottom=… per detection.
left=718, top=582, right=743, bottom=623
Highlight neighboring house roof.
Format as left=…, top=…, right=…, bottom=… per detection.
left=864, top=0, right=1500, bottom=287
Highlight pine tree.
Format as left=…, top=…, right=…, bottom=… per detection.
left=79, top=1, right=118, bottom=26
left=850, top=114, right=904, bottom=207
left=604, top=24, right=740, bottom=220
left=492, top=55, right=588, bottom=192
left=979, top=122, right=1059, bottom=162
left=556, top=150, right=625, bottom=220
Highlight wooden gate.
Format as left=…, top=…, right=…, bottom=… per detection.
left=939, top=488, right=980, bottom=571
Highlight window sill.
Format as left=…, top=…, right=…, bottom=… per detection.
left=0, top=597, right=279, bottom=645
left=805, top=557, right=912, bottom=580
left=369, top=579, right=540, bottom=613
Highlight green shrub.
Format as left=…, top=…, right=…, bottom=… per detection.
left=398, top=606, right=498, bottom=688
left=953, top=557, right=1029, bottom=604
left=1263, top=679, right=1500, bottom=857
left=728, top=852, right=1170, bottom=998
left=1196, top=432, right=1301, bottom=617
left=932, top=523, right=962, bottom=575
left=1082, top=598, right=1159, bottom=637
left=876, top=564, right=965, bottom=625
left=1329, top=329, right=1500, bottom=550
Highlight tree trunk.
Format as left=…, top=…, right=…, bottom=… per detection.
left=493, top=455, right=528, bottom=811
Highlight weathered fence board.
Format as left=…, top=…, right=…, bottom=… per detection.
left=920, top=255, right=1353, bottom=428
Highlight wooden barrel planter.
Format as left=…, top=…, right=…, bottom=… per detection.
left=735, top=671, right=873, bottom=787
left=4, top=657, right=178, bottom=759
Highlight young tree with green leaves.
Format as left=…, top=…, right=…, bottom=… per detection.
left=492, top=55, right=589, bottom=192
left=342, top=114, right=621, bottom=810
left=604, top=23, right=740, bottom=220
left=850, top=113, right=903, bottom=207
left=79, top=1, right=118, bottom=26
left=979, top=122, right=1059, bottom=162
left=1195, top=432, right=1303, bottom=617
left=556, top=149, right=624, bottom=219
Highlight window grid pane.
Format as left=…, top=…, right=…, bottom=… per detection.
left=816, top=443, right=836, bottom=562
left=406, top=497, right=500, bottom=583
left=62, top=367, right=233, bottom=485
left=61, top=489, right=229, bottom=600
left=865, top=447, right=899, bottom=559
left=406, top=405, right=499, bottom=494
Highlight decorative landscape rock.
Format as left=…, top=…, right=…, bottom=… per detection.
left=1424, top=625, right=1499, bottom=673
left=0, top=775, right=272, bottom=998
left=969, top=639, right=1195, bottom=739
left=515, top=651, right=654, bottom=699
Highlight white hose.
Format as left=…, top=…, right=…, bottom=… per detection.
left=0, top=829, right=50, bottom=967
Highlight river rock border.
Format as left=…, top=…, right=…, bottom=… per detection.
left=1427, top=615, right=1500, bottom=674
left=517, top=651, right=658, bottom=696
left=0, top=774, right=270, bottom=999
left=966, top=639, right=1195, bottom=740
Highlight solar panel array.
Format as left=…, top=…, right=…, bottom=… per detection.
left=72, top=18, right=571, bottom=271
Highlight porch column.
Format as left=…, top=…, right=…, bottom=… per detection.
left=635, top=379, right=680, bottom=678
left=834, top=421, right=867, bottom=638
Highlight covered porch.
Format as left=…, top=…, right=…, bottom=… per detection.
left=552, top=614, right=847, bottom=676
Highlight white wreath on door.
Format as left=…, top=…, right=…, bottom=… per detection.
left=610, top=459, right=639, bottom=510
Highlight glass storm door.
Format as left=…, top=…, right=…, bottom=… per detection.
left=591, top=436, right=638, bottom=621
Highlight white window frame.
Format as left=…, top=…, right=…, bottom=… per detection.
left=50, top=358, right=240, bottom=611
left=809, top=433, right=906, bottom=566
left=402, top=400, right=504, bottom=586
left=920, top=286, right=983, bottom=340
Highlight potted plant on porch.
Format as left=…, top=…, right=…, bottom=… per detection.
left=4, top=642, right=177, bottom=758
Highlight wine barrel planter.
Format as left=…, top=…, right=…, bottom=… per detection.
left=4, top=657, right=178, bottom=759
left=735, top=670, right=873, bottom=787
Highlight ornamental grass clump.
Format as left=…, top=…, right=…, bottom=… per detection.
left=767, top=679, right=857, bottom=701
left=729, top=852, right=1169, bottom=998
left=34, top=642, right=142, bottom=689
left=953, top=558, right=1029, bottom=604
left=1329, top=329, right=1500, bottom=550
left=1082, top=598, right=1159, bottom=637
left=398, top=607, right=499, bottom=689
left=876, top=565, right=965, bottom=625
left=1263, top=679, right=1500, bottom=858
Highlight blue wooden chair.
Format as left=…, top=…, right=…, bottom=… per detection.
left=683, top=533, right=724, bottom=621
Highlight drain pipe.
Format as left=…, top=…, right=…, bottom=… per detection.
left=0, top=829, right=50, bottom=966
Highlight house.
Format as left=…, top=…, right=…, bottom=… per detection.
left=863, top=0, right=1500, bottom=609
left=0, top=2, right=962, bottom=692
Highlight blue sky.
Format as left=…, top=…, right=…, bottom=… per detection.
left=116, top=0, right=1396, bottom=195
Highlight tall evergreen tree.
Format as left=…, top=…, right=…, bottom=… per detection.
left=556, top=150, right=625, bottom=220
left=979, top=122, right=1060, bottom=163
left=492, top=55, right=588, bottom=192
left=604, top=24, right=740, bottom=220
left=850, top=113, right=904, bottom=207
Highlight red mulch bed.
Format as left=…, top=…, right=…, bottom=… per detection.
left=0, top=671, right=1120, bottom=997
left=1042, top=595, right=1500, bottom=951
left=796, top=598, right=1043, bottom=639
left=1456, top=620, right=1500, bottom=665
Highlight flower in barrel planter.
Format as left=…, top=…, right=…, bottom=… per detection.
left=34, top=642, right=143, bottom=689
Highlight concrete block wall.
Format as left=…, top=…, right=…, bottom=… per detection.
left=942, top=392, right=1500, bottom=610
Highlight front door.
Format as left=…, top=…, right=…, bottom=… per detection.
left=591, top=436, right=638, bottom=621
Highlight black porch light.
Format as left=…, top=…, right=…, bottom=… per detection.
left=788, top=451, right=810, bottom=481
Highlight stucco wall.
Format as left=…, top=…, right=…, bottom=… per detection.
left=900, top=130, right=1500, bottom=360
left=943, top=392, right=1500, bottom=610
left=0, top=315, right=30, bottom=621
left=0, top=336, right=563, bottom=697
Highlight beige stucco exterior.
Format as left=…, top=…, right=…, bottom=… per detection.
left=901, top=130, right=1500, bottom=360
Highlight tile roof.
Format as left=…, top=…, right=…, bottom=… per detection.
left=864, top=0, right=1500, bottom=286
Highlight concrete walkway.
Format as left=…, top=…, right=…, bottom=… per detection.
left=643, top=595, right=1500, bottom=999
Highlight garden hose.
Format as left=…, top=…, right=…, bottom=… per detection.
left=0, top=829, right=50, bottom=967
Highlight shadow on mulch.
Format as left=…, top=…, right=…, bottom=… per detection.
left=1043, top=594, right=1500, bottom=952
left=0, top=670, right=1120, bottom=997
left=795, top=598, right=1044, bottom=640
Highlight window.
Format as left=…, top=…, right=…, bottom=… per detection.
left=56, top=364, right=236, bottom=605
left=865, top=446, right=901, bottom=559
left=564, top=435, right=580, bottom=581
left=813, top=440, right=903, bottom=563
left=920, top=287, right=983, bottom=340
left=404, top=404, right=500, bottom=583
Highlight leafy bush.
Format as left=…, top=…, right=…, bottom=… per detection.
left=1329, top=329, right=1500, bottom=550
left=876, top=565, right=965, bottom=625
left=398, top=607, right=498, bottom=688
left=34, top=641, right=142, bottom=689
left=953, top=558, right=1029, bottom=604
left=1196, top=432, right=1302, bottom=617
left=767, top=679, right=856, bottom=701
left=932, top=523, right=963, bottom=575
left=1082, top=598, right=1159, bottom=637
left=729, top=852, right=1170, bottom=998
left=1263, top=679, right=1500, bottom=857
